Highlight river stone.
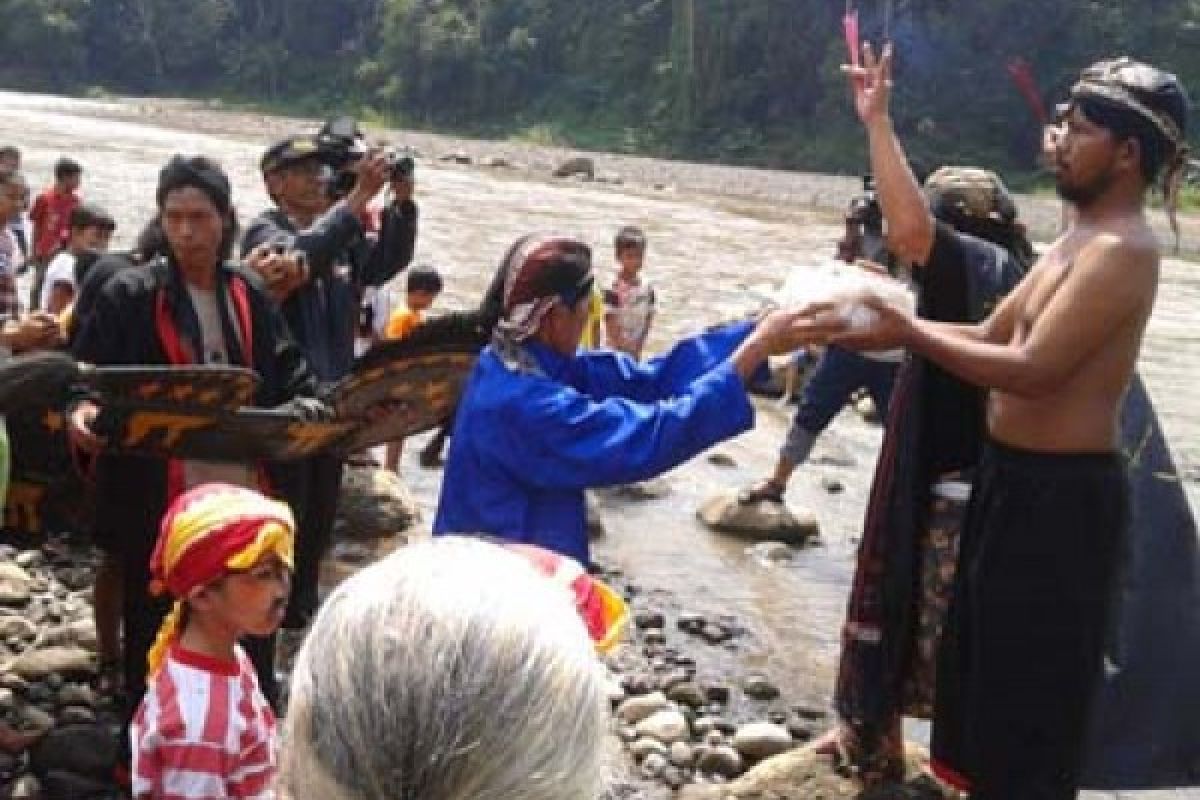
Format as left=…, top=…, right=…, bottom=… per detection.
left=0, top=616, right=36, bottom=640
left=696, top=745, right=744, bottom=778
left=42, top=620, right=97, bottom=650
left=0, top=564, right=33, bottom=606
left=14, top=552, right=42, bottom=570
left=742, top=675, right=780, bottom=701
left=676, top=741, right=951, bottom=800
left=697, top=492, right=819, bottom=545
left=439, top=151, right=472, bottom=164
left=640, top=752, right=668, bottom=779
left=57, top=706, right=96, bottom=726
left=552, top=156, right=595, bottom=180
left=669, top=741, right=696, bottom=768
left=616, top=691, right=669, bottom=725
left=745, top=541, right=796, bottom=564
left=662, top=765, right=687, bottom=789
left=13, top=647, right=95, bottom=679
left=707, top=452, right=738, bottom=468
left=15, top=704, right=54, bottom=736
left=733, top=723, right=794, bottom=761
left=634, top=611, right=665, bottom=630
left=666, top=682, right=706, bottom=708
left=336, top=466, right=420, bottom=540
left=635, top=710, right=690, bottom=744
left=30, top=724, right=119, bottom=780
left=628, top=737, right=668, bottom=761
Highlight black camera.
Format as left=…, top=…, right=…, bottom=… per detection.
left=316, top=116, right=414, bottom=197
left=848, top=173, right=884, bottom=237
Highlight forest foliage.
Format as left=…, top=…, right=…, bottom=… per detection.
left=2, top=0, right=1199, bottom=176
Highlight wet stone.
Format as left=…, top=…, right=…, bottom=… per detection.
left=635, top=710, right=690, bottom=744
left=742, top=675, right=780, bottom=701
left=666, top=682, right=706, bottom=709
left=629, top=737, right=668, bottom=762
left=634, top=611, right=665, bottom=630
left=696, top=745, right=744, bottom=778
left=616, top=692, right=669, bottom=725
left=703, top=685, right=731, bottom=706
left=732, top=722, right=794, bottom=761
left=677, top=613, right=705, bottom=635
left=669, top=741, right=695, bottom=768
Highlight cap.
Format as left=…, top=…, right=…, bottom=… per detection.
left=260, top=135, right=323, bottom=174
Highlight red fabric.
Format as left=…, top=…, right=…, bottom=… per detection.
left=29, top=188, right=79, bottom=260
left=132, top=647, right=278, bottom=800
left=1007, top=57, right=1048, bottom=124
left=151, top=514, right=277, bottom=599
left=930, top=759, right=972, bottom=792
left=153, top=277, right=260, bottom=503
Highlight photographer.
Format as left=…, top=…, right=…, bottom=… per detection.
left=738, top=178, right=904, bottom=506
left=242, top=122, right=418, bottom=629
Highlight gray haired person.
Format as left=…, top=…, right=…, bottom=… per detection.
left=280, top=536, right=608, bottom=800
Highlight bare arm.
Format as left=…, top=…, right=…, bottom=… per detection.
left=846, top=44, right=935, bottom=266
left=851, top=236, right=1155, bottom=396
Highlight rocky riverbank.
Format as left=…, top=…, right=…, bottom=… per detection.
left=76, top=94, right=1200, bottom=259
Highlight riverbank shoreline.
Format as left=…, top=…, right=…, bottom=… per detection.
left=68, top=93, right=1200, bottom=260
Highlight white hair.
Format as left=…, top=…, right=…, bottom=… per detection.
left=279, top=536, right=607, bottom=800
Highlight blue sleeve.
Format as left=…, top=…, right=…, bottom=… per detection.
left=572, top=320, right=757, bottom=403
left=485, top=360, right=754, bottom=490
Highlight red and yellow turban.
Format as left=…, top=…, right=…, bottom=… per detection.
left=147, top=483, right=295, bottom=680
left=506, top=543, right=628, bottom=653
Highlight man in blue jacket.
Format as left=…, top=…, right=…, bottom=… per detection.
left=434, top=233, right=837, bottom=565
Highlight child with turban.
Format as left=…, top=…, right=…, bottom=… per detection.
left=131, top=483, right=294, bottom=800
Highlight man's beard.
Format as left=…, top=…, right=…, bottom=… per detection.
left=1055, top=164, right=1116, bottom=210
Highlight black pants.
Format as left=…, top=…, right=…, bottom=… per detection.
left=931, top=440, right=1128, bottom=800
left=279, top=454, right=343, bottom=629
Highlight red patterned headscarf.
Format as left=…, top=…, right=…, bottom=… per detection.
left=496, top=234, right=594, bottom=343
left=146, top=483, right=295, bottom=679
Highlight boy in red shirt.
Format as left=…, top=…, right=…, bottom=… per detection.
left=28, top=157, right=82, bottom=308
left=132, top=484, right=294, bottom=800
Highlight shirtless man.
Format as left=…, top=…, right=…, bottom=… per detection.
left=836, top=47, right=1190, bottom=799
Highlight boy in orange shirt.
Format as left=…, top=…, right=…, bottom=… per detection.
left=384, top=265, right=443, bottom=470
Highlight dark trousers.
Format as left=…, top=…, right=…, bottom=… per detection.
left=279, top=453, right=343, bottom=629
left=931, top=440, right=1128, bottom=800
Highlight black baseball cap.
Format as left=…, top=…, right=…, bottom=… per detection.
left=260, top=135, right=323, bottom=174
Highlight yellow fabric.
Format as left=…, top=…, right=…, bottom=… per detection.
left=158, top=490, right=295, bottom=580
left=578, top=288, right=604, bottom=349
left=146, top=485, right=295, bottom=682
left=385, top=307, right=423, bottom=340
left=592, top=580, right=630, bottom=654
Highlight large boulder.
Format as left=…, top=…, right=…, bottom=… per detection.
left=335, top=466, right=421, bottom=541
left=679, top=742, right=953, bottom=800
left=553, top=156, right=595, bottom=180
left=697, top=492, right=819, bottom=545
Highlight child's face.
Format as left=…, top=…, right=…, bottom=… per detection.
left=616, top=245, right=645, bottom=275
left=70, top=225, right=112, bottom=253
left=407, top=289, right=438, bottom=313
left=202, top=554, right=292, bottom=638
left=60, top=173, right=82, bottom=193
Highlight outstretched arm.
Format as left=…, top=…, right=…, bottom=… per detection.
left=838, top=237, right=1156, bottom=397
left=845, top=43, right=935, bottom=266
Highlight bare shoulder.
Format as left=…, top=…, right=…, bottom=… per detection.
left=1072, top=227, right=1159, bottom=300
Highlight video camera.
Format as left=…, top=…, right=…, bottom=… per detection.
left=847, top=174, right=884, bottom=237
left=316, top=116, right=415, bottom=197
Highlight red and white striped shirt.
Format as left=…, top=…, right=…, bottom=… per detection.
left=132, top=644, right=278, bottom=800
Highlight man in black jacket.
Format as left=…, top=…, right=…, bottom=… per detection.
left=242, top=132, right=418, bottom=628
left=67, top=156, right=320, bottom=718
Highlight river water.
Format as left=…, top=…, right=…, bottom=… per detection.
left=1, top=90, right=1196, bottom=797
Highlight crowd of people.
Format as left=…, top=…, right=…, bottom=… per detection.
left=0, top=45, right=1192, bottom=800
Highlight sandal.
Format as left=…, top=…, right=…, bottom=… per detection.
left=738, top=479, right=786, bottom=505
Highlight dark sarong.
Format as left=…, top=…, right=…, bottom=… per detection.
left=931, top=440, right=1128, bottom=799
